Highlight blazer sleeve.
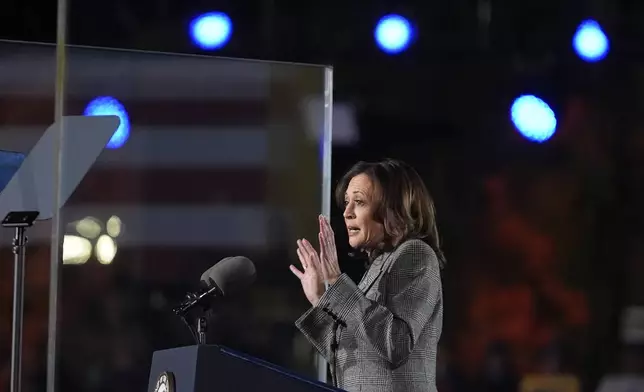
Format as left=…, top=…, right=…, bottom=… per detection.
left=294, top=301, right=337, bottom=360
left=316, top=240, right=441, bottom=368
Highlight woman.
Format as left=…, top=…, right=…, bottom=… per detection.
left=290, top=159, right=446, bottom=392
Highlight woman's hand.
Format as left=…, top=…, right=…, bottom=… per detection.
left=290, top=239, right=325, bottom=306
left=318, top=215, right=342, bottom=285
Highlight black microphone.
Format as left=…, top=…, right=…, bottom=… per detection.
left=173, top=256, right=256, bottom=317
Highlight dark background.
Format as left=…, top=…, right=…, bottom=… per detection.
left=1, top=0, right=644, bottom=391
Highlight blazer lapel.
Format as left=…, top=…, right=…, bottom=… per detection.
left=357, top=252, right=390, bottom=293
left=358, top=268, right=383, bottom=294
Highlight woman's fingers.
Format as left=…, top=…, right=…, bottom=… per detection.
left=292, top=242, right=316, bottom=280
left=289, top=265, right=304, bottom=279
left=320, top=218, right=334, bottom=245
left=318, top=232, right=331, bottom=280
left=319, top=215, right=328, bottom=235
left=301, top=239, right=318, bottom=260
left=318, top=232, right=326, bottom=255
left=297, top=238, right=323, bottom=277
left=322, top=215, right=331, bottom=231
left=297, top=239, right=312, bottom=259
left=296, top=247, right=308, bottom=270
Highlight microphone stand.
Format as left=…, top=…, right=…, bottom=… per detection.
left=2, top=211, right=39, bottom=392
left=173, top=284, right=220, bottom=345
left=197, top=316, right=207, bottom=345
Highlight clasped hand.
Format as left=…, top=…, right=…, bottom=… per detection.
left=289, top=215, right=341, bottom=306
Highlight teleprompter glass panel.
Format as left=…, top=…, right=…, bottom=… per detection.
left=51, top=45, right=332, bottom=391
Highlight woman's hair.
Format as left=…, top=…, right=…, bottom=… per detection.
left=335, top=158, right=446, bottom=267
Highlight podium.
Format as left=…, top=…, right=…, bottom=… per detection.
left=148, top=345, right=343, bottom=392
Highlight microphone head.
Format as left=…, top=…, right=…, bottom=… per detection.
left=200, top=256, right=256, bottom=296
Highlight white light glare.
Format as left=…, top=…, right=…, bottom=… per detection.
left=96, top=234, right=117, bottom=264
left=63, top=235, right=93, bottom=265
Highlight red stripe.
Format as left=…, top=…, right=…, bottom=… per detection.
left=0, top=96, right=267, bottom=126
left=67, top=167, right=268, bottom=205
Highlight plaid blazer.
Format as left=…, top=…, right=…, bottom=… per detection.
left=295, top=239, right=443, bottom=392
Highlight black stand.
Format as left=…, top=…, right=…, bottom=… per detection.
left=2, top=211, right=39, bottom=392
left=173, top=284, right=221, bottom=346
left=197, top=316, right=207, bottom=345
left=177, top=315, right=208, bottom=346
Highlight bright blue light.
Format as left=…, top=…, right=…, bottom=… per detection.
left=510, top=95, right=557, bottom=143
left=573, top=19, right=609, bottom=62
left=374, top=14, right=413, bottom=54
left=190, top=12, right=233, bottom=50
left=83, top=96, right=130, bottom=149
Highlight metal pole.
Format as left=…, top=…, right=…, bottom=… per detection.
left=10, top=226, right=27, bottom=392
left=316, top=66, right=334, bottom=384
left=46, top=0, right=68, bottom=389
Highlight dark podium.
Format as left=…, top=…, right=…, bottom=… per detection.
left=148, top=344, right=343, bottom=392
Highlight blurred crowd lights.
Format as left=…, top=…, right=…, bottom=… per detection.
left=63, top=215, right=122, bottom=265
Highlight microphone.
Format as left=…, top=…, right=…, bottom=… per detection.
left=173, top=256, right=256, bottom=317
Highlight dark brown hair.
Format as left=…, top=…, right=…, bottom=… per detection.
left=335, top=159, right=446, bottom=267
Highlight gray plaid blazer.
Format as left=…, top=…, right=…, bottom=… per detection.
left=295, top=239, right=443, bottom=392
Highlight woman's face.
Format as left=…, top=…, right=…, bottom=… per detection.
left=343, top=173, right=385, bottom=250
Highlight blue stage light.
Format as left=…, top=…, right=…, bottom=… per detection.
left=510, top=95, right=557, bottom=143
left=190, top=12, right=233, bottom=50
left=573, top=19, right=609, bottom=62
left=84, top=96, right=130, bottom=149
left=374, top=14, right=414, bottom=54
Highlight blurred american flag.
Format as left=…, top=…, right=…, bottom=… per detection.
left=0, top=45, right=327, bottom=282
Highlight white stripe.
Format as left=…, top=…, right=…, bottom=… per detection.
left=5, top=205, right=272, bottom=247
left=0, top=43, right=275, bottom=99
left=0, top=127, right=268, bottom=168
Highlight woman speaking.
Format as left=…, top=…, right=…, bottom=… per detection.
left=290, top=159, right=446, bottom=392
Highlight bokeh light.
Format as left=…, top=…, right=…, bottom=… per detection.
left=83, top=96, right=130, bottom=149
left=510, top=95, right=557, bottom=143
left=374, top=14, right=414, bottom=54
left=190, top=12, right=233, bottom=50
left=573, top=19, right=609, bottom=62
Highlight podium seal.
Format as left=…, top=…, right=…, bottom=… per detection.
left=154, top=371, right=175, bottom=392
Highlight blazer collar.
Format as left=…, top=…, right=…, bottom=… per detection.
left=358, top=249, right=394, bottom=293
